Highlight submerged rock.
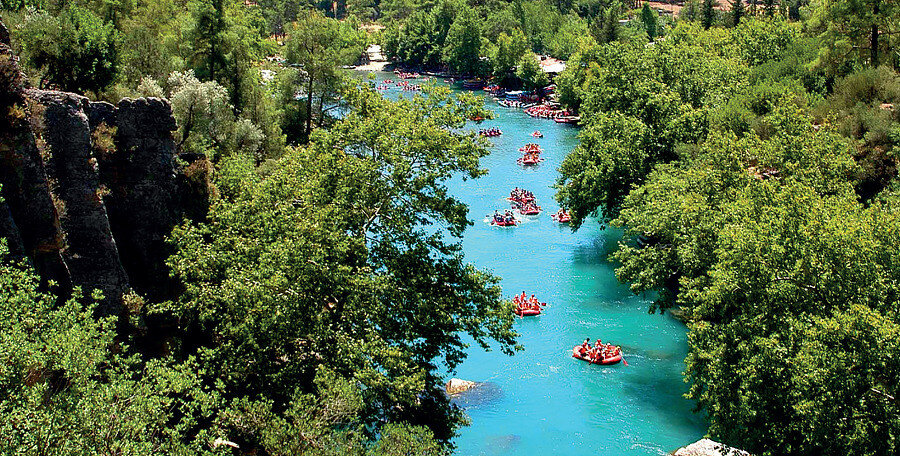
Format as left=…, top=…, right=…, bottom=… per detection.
left=673, top=439, right=751, bottom=456
left=446, top=380, right=502, bottom=408
left=484, top=434, right=521, bottom=454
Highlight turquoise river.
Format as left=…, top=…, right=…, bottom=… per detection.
left=364, top=72, right=706, bottom=456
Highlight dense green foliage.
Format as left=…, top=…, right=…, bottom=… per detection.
left=554, top=7, right=900, bottom=455
left=382, top=0, right=654, bottom=78
left=6, top=0, right=900, bottom=454
left=165, top=84, right=515, bottom=447
left=15, top=6, right=119, bottom=93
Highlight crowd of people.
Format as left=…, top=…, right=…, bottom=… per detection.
left=518, top=143, right=543, bottom=166
left=507, top=188, right=541, bottom=215
left=499, top=100, right=536, bottom=108
left=479, top=127, right=502, bottom=137
left=396, top=71, right=420, bottom=79
left=525, top=104, right=570, bottom=119
left=509, top=187, right=534, bottom=204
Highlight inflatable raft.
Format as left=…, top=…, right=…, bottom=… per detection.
left=572, top=346, right=623, bottom=365
left=515, top=307, right=541, bottom=316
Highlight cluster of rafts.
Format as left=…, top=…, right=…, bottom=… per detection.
left=517, top=143, right=544, bottom=166
left=479, top=126, right=620, bottom=365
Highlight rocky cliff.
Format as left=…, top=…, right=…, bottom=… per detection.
left=0, top=23, right=209, bottom=320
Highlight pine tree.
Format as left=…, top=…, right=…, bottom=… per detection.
left=731, top=0, right=745, bottom=26
left=701, top=0, right=717, bottom=29
left=641, top=3, right=658, bottom=41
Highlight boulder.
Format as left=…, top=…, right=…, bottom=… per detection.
left=446, top=378, right=478, bottom=395
left=674, top=439, right=751, bottom=456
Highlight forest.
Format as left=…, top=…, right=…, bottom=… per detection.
left=1, top=0, right=899, bottom=454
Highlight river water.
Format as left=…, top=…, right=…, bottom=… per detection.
left=362, top=73, right=705, bottom=455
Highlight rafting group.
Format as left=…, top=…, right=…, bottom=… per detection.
left=525, top=104, right=571, bottom=119
left=395, top=71, right=420, bottom=79
left=514, top=291, right=546, bottom=316
left=518, top=143, right=544, bottom=166
left=479, top=127, right=502, bottom=137
left=491, top=209, right=518, bottom=227
left=573, top=338, right=624, bottom=365
left=499, top=100, right=536, bottom=108
left=508, top=187, right=541, bottom=215
left=508, top=187, right=535, bottom=204
left=551, top=209, right=571, bottom=223
left=397, top=80, right=421, bottom=91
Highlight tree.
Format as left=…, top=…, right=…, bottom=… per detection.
left=15, top=6, right=119, bottom=94
left=701, top=0, right=718, bottom=29
left=443, top=9, right=482, bottom=75
left=515, top=52, right=549, bottom=90
left=812, top=0, right=900, bottom=70
left=283, top=10, right=365, bottom=142
left=189, top=0, right=228, bottom=82
left=167, top=84, right=517, bottom=447
left=763, top=0, right=776, bottom=16
left=640, top=3, right=658, bottom=41
left=731, top=0, right=745, bottom=26
left=150, top=71, right=264, bottom=160
left=0, top=241, right=217, bottom=454
left=492, top=29, right=528, bottom=78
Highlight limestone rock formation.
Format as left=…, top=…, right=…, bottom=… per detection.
left=27, top=88, right=131, bottom=315
left=100, top=97, right=180, bottom=302
left=673, top=439, right=751, bottom=456
left=0, top=23, right=199, bottom=320
left=0, top=35, right=70, bottom=291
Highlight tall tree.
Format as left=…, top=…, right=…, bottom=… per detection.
left=731, top=0, right=745, bottom=26
left=492, top=29, right=528, bottom=78
left=189, top=0, right=228, bottom=82
left=640, top=3, right=658, bottom=40
left=813, top=0, right=899, bottom=69
left=443, top=9, right=482, bottom=76
left=701, top=0, right=718, bottom=29
left=516, top=52, right=549, bottom=90
left=168, top=85, right=517, bottom=446
left=283, top=10, right=365, bottom=142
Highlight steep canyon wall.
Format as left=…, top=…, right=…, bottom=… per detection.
left=1, top=24, right=207, bottom=319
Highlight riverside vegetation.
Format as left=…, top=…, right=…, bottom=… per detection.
left=1, top=0, right=900, bottom=455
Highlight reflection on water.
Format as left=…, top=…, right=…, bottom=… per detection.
left=357, top=72, right=705, bottom=455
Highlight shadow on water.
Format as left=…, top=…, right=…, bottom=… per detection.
left=481, top=434, right=522, bottom=455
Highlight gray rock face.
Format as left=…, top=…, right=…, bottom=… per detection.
left=0, top=23, right=199, bottom=325
left=673, top=439, right=751, bottom=456
left=28, top=89, right=131, bottom=315
left=100, top=97, right=180, bottom=302
left=0, top=39, right=70, bottom=291
left=87, top=101, right=117, bottom=130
